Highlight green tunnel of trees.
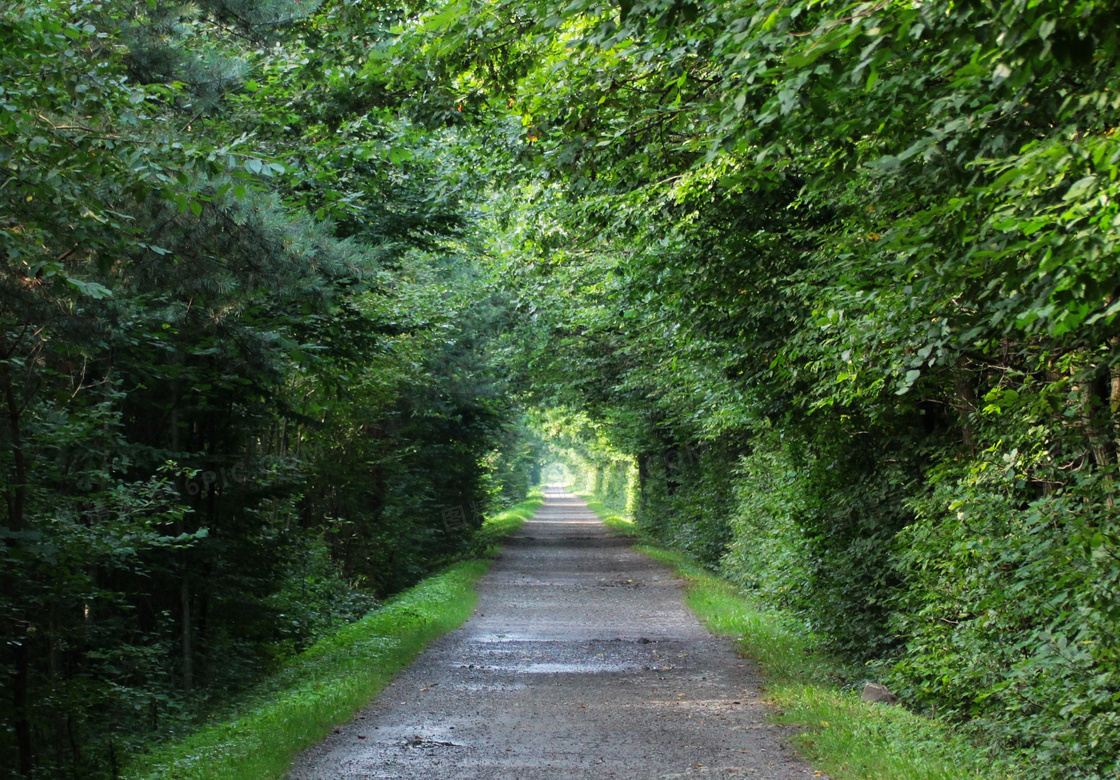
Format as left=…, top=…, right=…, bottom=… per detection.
left=3, top=0, right=1119, bottom=778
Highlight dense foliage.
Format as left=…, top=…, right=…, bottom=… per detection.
left=399, top=0, right=1120, bottom=776
left=0, top=1, right=536, bottom=777
left=5, top=0, right=1120, bottom=777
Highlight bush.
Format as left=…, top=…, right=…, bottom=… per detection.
left=892, top=435, right=1120, bottom=778
left=717, top=418, right=918, bottom=660
left=721, top=428, right=813, bottom=612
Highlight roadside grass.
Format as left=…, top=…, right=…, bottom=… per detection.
left=471, top=491, right=544, bottom=555
left=637, top=547, right=1022, bottom=780
left=573, top=491, right=635, bottom=534
left=125, top=492, right=543, bottom=780
left=574, top=497, right=1019, bottom=780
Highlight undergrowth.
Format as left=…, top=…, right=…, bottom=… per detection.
left=124, top=492, right=543, bottom=780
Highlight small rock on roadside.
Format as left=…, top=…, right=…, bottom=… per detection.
left=861, top=682, right=899, bottom=705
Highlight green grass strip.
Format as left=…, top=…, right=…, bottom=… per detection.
left=637, top=546, right=1022, bottom=780
left=573, top=491, right=635, bottom=534
left=125, top=492, right=543, bottom=780
left=471, top=492, right=545, bottom=554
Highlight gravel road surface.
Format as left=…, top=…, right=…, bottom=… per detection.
left=286, top=488, right=823, bottom=779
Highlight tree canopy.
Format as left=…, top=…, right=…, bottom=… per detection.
left=3, top=0, right=1119, bottom=777
left=1, top=1, right=538, bottom=775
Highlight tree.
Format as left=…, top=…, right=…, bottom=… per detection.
left=406, top=0, right=1120, bottom=773
left=1, top=1, right=537, bottom=775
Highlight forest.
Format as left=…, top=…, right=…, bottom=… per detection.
left=2, top=0, right=1119, bottom=778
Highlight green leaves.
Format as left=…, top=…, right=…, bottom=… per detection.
left=1, top=1, right=539, bottom=776
left=425, top=1, right=1120, bottom=774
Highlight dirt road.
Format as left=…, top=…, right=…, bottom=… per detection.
left=286, top=488, right=822, bottom=779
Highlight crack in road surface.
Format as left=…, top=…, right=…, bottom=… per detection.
left=287, top=489, right=824, bottom=779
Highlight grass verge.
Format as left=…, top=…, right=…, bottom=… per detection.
left=471, top=491, right=544, bottom=554
left=125, top=492, right=543, bottom=780
left=575, top=496, right=1019, bottom=780
left=573, top=491, right=635, bottom=534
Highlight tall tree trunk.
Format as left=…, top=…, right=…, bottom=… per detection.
left=180, top=557, right=192, bottom=696
left=1084, top=360, right=1117, bottom=509
left=952, top=365, right=977, bottom=452
left=637, top=454, right=650, bottom=496
left=1085, top=365, right=1116, bottom=470
left=2, top=363, right=34, bottom=775
left=169, top=398, right=193, bottom=695
left=12, top=640, right=31, bottom=776
left=3, top=364, right=27, bottom=533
